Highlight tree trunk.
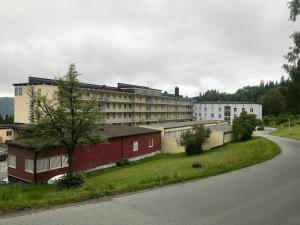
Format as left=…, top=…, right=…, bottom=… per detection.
left=67, top=149, right=74, bottom=174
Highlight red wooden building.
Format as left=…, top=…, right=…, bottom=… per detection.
left=7, top=125, right=161, bottom=183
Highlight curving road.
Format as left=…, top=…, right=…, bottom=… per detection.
left=1, top=132, right=300, bottom=225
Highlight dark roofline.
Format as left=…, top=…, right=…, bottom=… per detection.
left=13, top=77, right=188, bottom=98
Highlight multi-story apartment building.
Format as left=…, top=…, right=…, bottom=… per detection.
left=193, top=101, right=262, bottom=125
left=13, top=77, right=193, bottom=125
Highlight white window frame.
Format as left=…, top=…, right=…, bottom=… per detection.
left=133, top=141, right=139, bottom=151
left=8, top=155, right=16, bottom=168
left=50, top=155, right=62, bottom=170
left=62, top=154, right=69, bottom=168
left=25, top=158, right=34, bottom=173
left=149, top=139, right=154, bottom=148
left=36, top=157, right=50, bottom=173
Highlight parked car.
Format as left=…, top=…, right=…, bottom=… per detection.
left=0, top=151, right=8, bottom=161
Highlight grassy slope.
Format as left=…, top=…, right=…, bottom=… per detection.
left=0, top=137, right=280, bottom=214
left=271, top=124, right=300, bottom=141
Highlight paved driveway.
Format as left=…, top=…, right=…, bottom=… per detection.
left=1, top=132, right=300, bottom=225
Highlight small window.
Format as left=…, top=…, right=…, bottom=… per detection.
left=211, top=113, right=214, bottom=118
left=242, top=108, right=245, bottom=112
left=250, top=108, right=253, bottom=112
left=50, top=155, right=62, bottom=170
left=218, top=107, right=221, bottom=112
left=6, top=131, right=12, bottom=136
left=149, top=139, right=154, bottom=148
left=218, top=114, right=222, bottom=118
left=25, top=158, right=34, bottom=173
left=36, top=157, right=49, bottom=173
left=234, top=108, right=237, bottom=112
left=62, top=155, right=69, bottom=167
left=8, top=155, right=16, bottom=168
left=133, top=141, right=139, bottom=151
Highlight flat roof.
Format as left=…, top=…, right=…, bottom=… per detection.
left=208, top=124, right=233, bottom=133
left=142, top=120, right=225, bottom=129
left=7, top=125, right=160, bottom=150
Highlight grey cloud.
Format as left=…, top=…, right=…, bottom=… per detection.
left=0, top=0, right=299, bottom=97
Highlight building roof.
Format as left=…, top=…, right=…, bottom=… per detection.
left=99, top=125, right=160, bottom=139
left=0, top=123, right=27, bottom=129
left=194, top=101, right=261, bottom=105
left=7, top=125, right=160, bottom=150
left=141, top=120, right=225, bottom=129
left=207, top=124, right=233, bottom=133
left=13, top=77, right=188, bottom=99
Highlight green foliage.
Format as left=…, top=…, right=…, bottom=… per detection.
left=57, top=173, right=85, bottom=190
left=288, top=0, right=300, bottom=21
left=260, top=88, right=286, bottom=115
left=180, top=126, right=211, bottom=155
left=233, top=111, right=258, bottom=141
left=20, top=64, right=105, bottom=174
left=116, top=159, right=130, bottom=167
left=0, top=137, right=279, bottom=214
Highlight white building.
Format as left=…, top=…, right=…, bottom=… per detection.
left=193, top=101, right=262, bottom=125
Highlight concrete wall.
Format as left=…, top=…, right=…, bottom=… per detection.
left=224, top=132, right=235, bottom=144
left=202, top=132, right=224, bottom=150
left=0, top=128, right=14, bottom=143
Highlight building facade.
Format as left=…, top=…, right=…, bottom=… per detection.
left=14, top=77, right=193, bottom=126
left=7, top=125, right=161, bottom=183
left=141, top=120, right=233, bottom=153
left=193, top=101, right=262, bottom=125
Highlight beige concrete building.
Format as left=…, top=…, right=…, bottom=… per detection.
left=0, top=125, right=15, bottom=143
left=14, top=77, right=193, bottom=125
left=141, top=121, right=234, bottom=153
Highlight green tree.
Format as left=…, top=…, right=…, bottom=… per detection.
left=283, top=32, right=300, bottom=113
left=233, top=111, right=258, bottom=141
left=288, top=0, right=300, bottom=21
left=21, top=64, right=104, bottom=174
left=260, top=88, right=286, bottom=115
left=180, top=126, right=211, bottom=155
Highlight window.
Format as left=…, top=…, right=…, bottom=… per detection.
left=250, top=108, right=253, bottom=112
left=25, top=158, right=34, bottom=173
left=50, top=155, right=62, bottom=170
left=242, top=108, right=245, bottom=112
left=62, top=155, right=68, bottom=167
left=8, top=155, right=16, bottom=168
left=234, top=108, right=237, bottom=112
left=36, top=158, right=49, bottom=173
left=234, top=114, right=237, bottom=118
left=211, top=113, right=214, bottom=118
left=6, top=131, right=12, bottom=136
left=133, top=141, right=139, bottom=151
left=14, top=87, right=23, bottom=96
left=149, top=139, right=154, bottom=148
left=218, top=107, right=221, bottom=112
left=218, top=114, right=222, bottom=118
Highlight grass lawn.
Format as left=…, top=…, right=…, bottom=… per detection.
left=271, top=124, right=300, bottom=141
left=0, top=137, right=280, bottom=214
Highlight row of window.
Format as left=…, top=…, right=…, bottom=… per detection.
left=8, top=154, right=68, bottom=173
left=195, top=107, right=254, bottom=113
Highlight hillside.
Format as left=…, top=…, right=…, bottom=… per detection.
left=0, top=97, right=14, bottom=116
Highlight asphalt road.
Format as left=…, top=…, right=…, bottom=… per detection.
left=1, top=132, right=300, bottom=225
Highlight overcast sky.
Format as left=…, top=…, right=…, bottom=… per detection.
left=0, top=0, right=299, bottom=97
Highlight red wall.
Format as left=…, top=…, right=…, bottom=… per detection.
left=8, top=132, right=161, bottom=183
left=8, top=146, right=35, bottom=183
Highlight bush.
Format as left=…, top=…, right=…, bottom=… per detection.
left=233, top=111, right=258, bottom=141
left=192, top=162, right=202, bottom=168
left=257, top=126, right=265, bottom=131
left=116, top=159, right=130, bottom=167
left=180, top=126, right=211, bottom=155
left=57, top=173, right=85, bottom=190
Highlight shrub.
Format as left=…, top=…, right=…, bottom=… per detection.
left=57, top=173, right=85, bottom=190
left=192, top=162, right=202, bottom=168
left=257, top=126, right=265, bottom=131
left=233, top=111, right=258, bottom=141
left=180, top=126, right=211, bottom=155
left=116, top=159, right=130, bottom=167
